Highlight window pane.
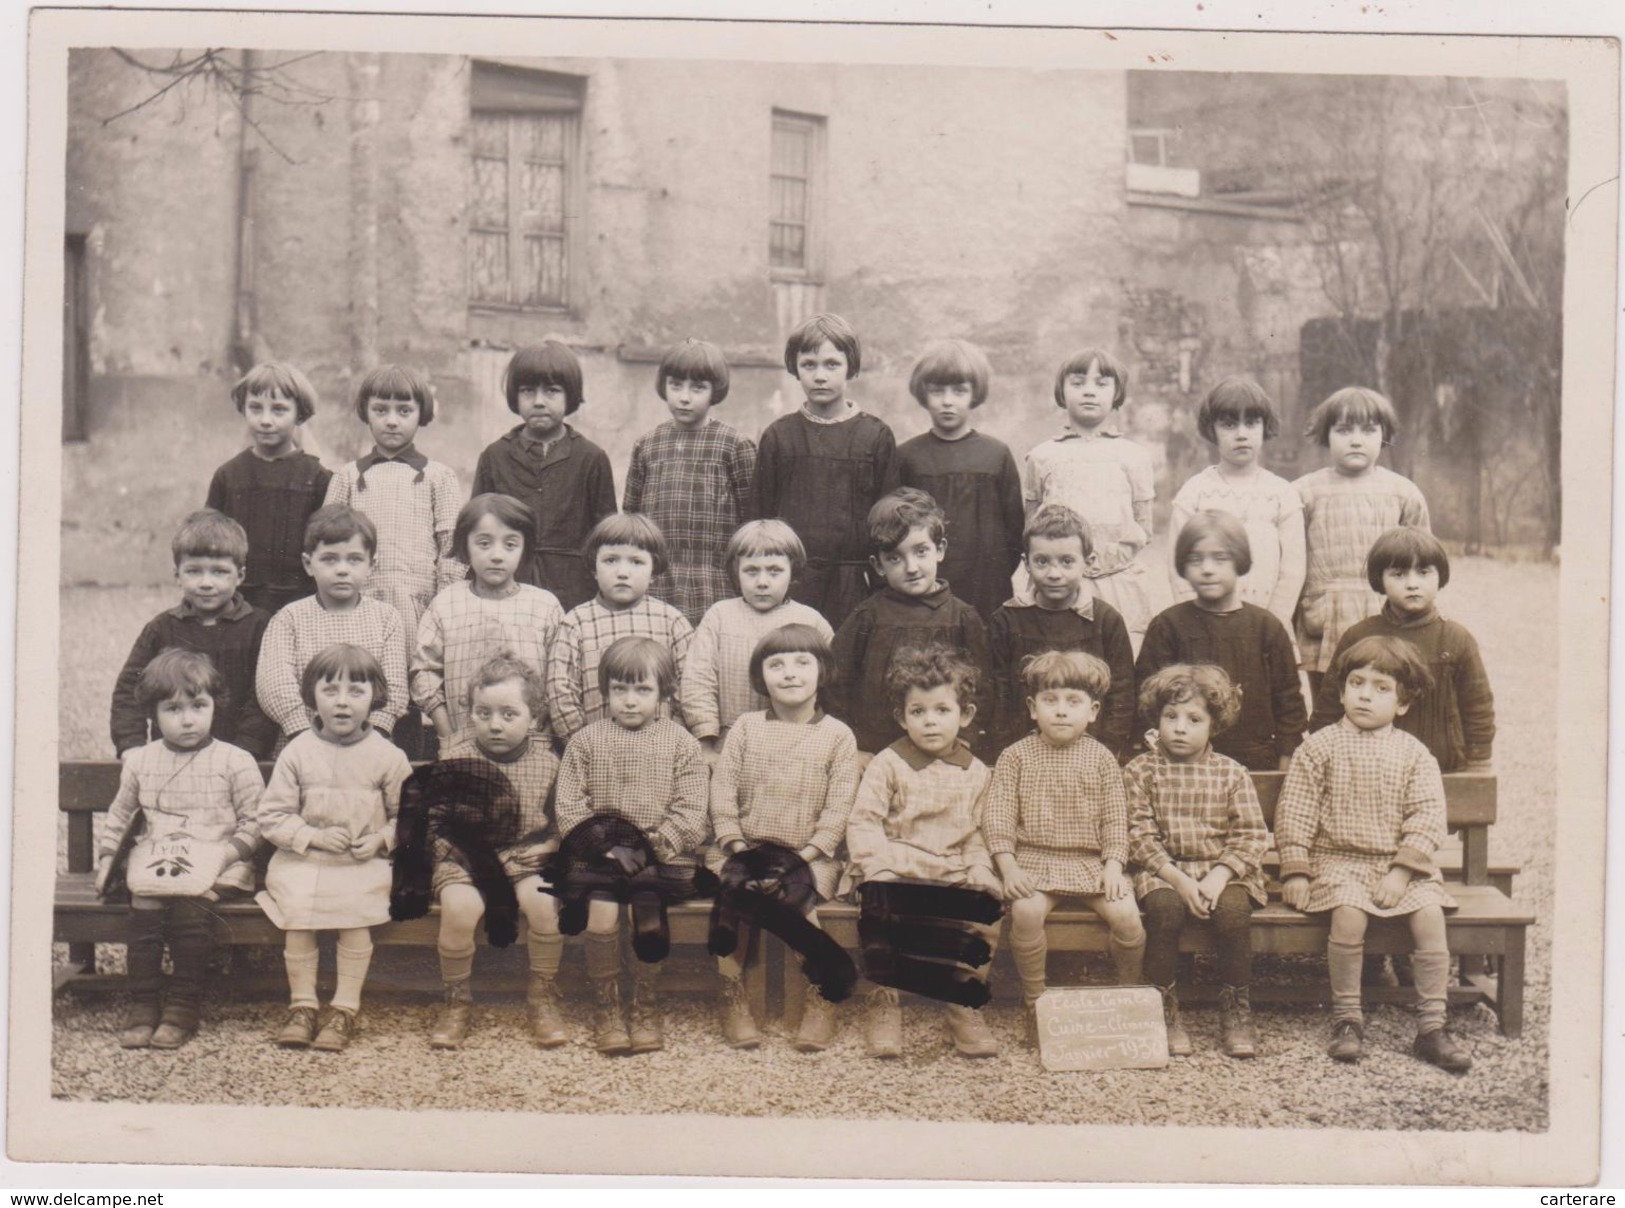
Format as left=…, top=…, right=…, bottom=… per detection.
left=471, top=156, right=509, bottom=229
left=770, top=222, right=805, bottom=270
left=520, top=161, right=565, bottom=233
left=518, top=113, right=567, bottom=161
left=471, top=113, right=508, bottom=158
left=772, top=124, right=809, bottom=177
left=523, top=235, right=566, bottom=305
left=771, top=176, right=807, bottom=224
left=469, top=231, right=509, bottom=302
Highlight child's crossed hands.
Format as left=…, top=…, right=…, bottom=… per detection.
left=1168, top=869, right=1210, bottom=919
left=1196, top=866, right=1234, bottom=912
left=350, top=832, right=389, bottom=861
left=306, top=826, right=354, bottom=855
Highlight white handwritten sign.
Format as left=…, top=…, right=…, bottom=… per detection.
left=1035, top=986, right=1169, bottom=1071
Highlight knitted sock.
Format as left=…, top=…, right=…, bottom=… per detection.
left=437, top=942, right=476, bottom=987
left=527, top=932, right=564, bottom=980
left=585, top=929, right=622, bottom=982
left=1327, top=939, right=1365, bottom=1025
left=1010, top=926, right=1048, bottom=1004
left=284, top=935, right=320, bottom=1010
left=1410, top=950, right=1451, bottom=1034
left=1109, top=931, right=1147, bottom=986
left=331, top=930, right=374, bottom=1013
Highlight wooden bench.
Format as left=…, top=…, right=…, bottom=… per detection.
left=53, top=764, right=1532, bottom=1036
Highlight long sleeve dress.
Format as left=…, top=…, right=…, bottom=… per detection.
left=981, top=732, right=1129, bottom=896
left=1124, top=747, right=1269, bottom=905
left=410, top=582, right=564, bottom=739
left=1166, top=464, right=1307, bottom=634
left=206, top=448, right=332, bottom=614
left=843, top=737, right=993, bottom=895
left=545, top=596, right=695, bottom=742
left=677, top=596, right=834, bottom=742
left=554, top=718, right=709, bottom=864
left=255, top=596, right=410, bottom=739
left=430, top=735, right=561, bottom=894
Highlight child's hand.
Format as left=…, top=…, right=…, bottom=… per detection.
left=606, top=844, right=648, bottom=877
left=350, top=832, right=389, bottom=861
left=1281, top=875, right=1311, bottom=912
left=1197, top=867, right=1233, bottom=910
left=1001, top=867, right=1038, bottom=900
left=1173, top=873, right=1210, bottom=919
left=94, top=854, right=114, bottom=896
left=1372, top=866, right=1413, bottom=910
left=307, top=827, right=352, bottom=855
left=1102, top=864, right=1131, bottom=902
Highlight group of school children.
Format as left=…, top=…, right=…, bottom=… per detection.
left=96, top=310, right=1496, bottom=1079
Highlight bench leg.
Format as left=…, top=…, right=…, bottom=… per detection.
left=1496, top=930, right=1525, bottom=1038
left=1459, top=828, right=1489, bottom=887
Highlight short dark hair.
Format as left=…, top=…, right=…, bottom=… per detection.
left=1365, top=526, right=1451, bottom=593
left=1053, top=348, right=1129, bottom=409
left=583, top=512, right=670, bottom=578
left=172, top=509, right=248, bottom=569
left=885, top=644, right=979, bottom=713
left=354, top=364, right=437, bottom=425
left=657, top=339, right=731, bottom=405
left=598, top=636, right=678, bottom=701
left=783, top=312, right=862, bottom=379
left=725, top=519, right=807, bottom=591
left=466, top=653, right=547, bottom=717
left=1174, top=510, right=1253, bottom=579
left=452, top=493, right=536, bottom=566
left=303, top=504, right=378, bottom=557
left=137, top=649, right=225, bottom=716
left=1305, top=386, right=1400, bottom=447
left=867, top=488, right=946, bottom=555
left=1332, top=635, right=1434, bottom=707
left=1197, top=375, right=1280, bottom=442
left=504, top=341, right=585, bottom=415
left=299, top=643, right=390, bottom=712
left=908, top=339, right=991, bottom=408
left=1022, top=503, right=1094, bottom=559
left=230, top=362, right=318, bottom=423
left=1137, top=663, right=1242, bottom=737
left=1020, top=649, right=1112, bottom=700
left=747, top=623, right=835, bottom=703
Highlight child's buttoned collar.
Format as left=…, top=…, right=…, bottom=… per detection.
left=889, top=735, right=975, bottom=771
left=1000, top=587, right=1096, bottom=620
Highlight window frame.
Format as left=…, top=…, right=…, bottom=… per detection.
left=769, top=109, right=827, bottom=285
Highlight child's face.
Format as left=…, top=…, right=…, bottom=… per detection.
left=365, top=395, right=422, bottom=455
left=1156, top=695, right=1214, bottom=763
left=922, top=381, right=975, bottom=438
left=1214, top=415, right=1265, bottom=469
left=1327, top=419, right=1383, bottom=476
left=1027, top=685, right=1101, bottom=747
left=595, top=543, right=654, bottom=608
left=795, top=340, right=850, bottom=410
left=155, top=691, right=215, bottom=750
left=1024, top=534, right=1088, bottom=609
left=897, top=683, right=971, bottom=758
left=242, top=388, right=300, bottom=457
left=470, top=678, right=534, bottom=756
left=466, top=512, right=526, bottom=593
left=1381, top=562, right=1441, bottom=618
left=313, top=674, right=375, bottom=740
left=1340, top=664, right=1409, bottom=731
left=738, top=553, right=793, bottom=613
left=1060, top=360, right=1117, bottom=431
left=175, top=554, right=246, bottom=616
left=607, top=676, right=663, bottom=731
left=515, top=384, right=569, bottom=439
left=760, top=650, right=820, bottom=713
left=871, top=524, right=944, bottom=597
left=303, top=535, right=374, bottom=607
left=1181, top=535, right=1240, bottom=608
left=664, top=377, right=715, bottom=430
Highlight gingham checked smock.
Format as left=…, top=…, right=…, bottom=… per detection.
left=431, top=735, right=561, bottom=894
left=411, top=581, right=564, bottom=738
left=1124, top=747, right=1269, bottom=905
left=546, top=596, right=694, bottom=742
left=678, top=597, right=834, bottom=742
left=982, top=732, right=1129, bottom=896
left=554, top=718, right=709, bottom=864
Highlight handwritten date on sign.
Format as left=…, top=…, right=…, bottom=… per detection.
left=1035, top=986, right=1169, bottom=1072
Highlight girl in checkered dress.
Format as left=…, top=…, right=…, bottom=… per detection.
left=622, top=339, right=758, bottom=626
left=1291, top=387, right=1430, bottom=695
left=1277, top=636, right=1470, bottom=1072
left=1125, top=664, right=1268, bottom=1060
left=983, top=650, right=1145, bottom=1042
left=707, top=623, right=859, bottom=1053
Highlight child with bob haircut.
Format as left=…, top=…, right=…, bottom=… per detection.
left=679, top=519, right=834, bottom=754
left=708, top=623, right=859, bottom=1052
left=96, top=650, right=264, bottom=1050
left=546, top=512, right=694, bottom=743
left=1293, top=386, right=1430, bottom=692
left=256, top=506, right=409, bottom=743
left=754, top=312, right=898, bottom=629
left=474, top=341, right=617, bottom=612
left=1278, top=635, right=1470, bottom=1072
left=622, top=338, right=757, bottom=626
left=1311, top=527, right=1494, bottom=772
left=845, top=646, right=1003, bottom=1059
left=258, top=644, right=414, bottom=1052
left=428, top=656, right=567, bottom=1050
left=412, top=493, right=564, bottom=744
left=111, top=509, right=277, bottom=760
left=1126, top=664, right=1268, bottom=1060
left=1021, top=347, right=1156, bottom=644
left=895, top=339, right=1025, bottom=621
left=831, top=489, right=991, bottom=758
left=983, top=649, right=1145, bottom=1041
left=555, top=637, right=710, bottom=1055
left=1138, top=511, right=1307, bottom=772
left=207, top=361, right=332, bottom=614
left=1167, top=375, right=1306, bottom=634
left=987, top=503, right=1135, bottom=757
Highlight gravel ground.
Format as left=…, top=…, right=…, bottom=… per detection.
left=48, top=552, right=1558, bottom=1130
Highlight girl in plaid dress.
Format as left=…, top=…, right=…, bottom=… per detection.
left=707, top=623, right=859, bottom=1052
left=622, top=339, right=758, bottom=626
left=983, top=650, right=1145, bottom=1042
left=1126, top=664, right=1268, bottom=1060
left=1277, top=636, right=1470, bottom=1072
left=1291, top=387, right=1430, bottom=694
